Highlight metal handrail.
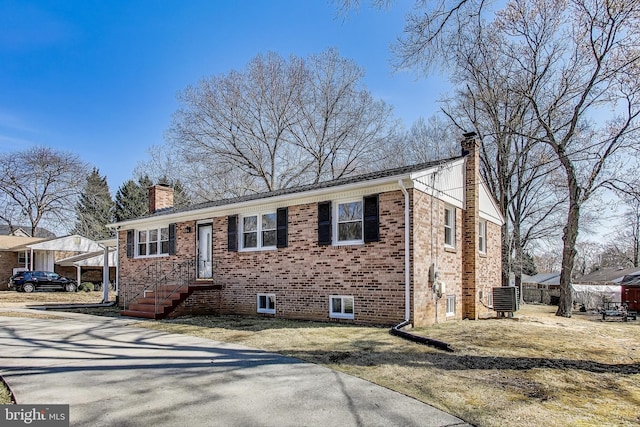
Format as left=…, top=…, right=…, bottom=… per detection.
left=122, top=258, right=196, bottom=316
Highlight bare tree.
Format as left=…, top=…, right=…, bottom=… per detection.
left=167, top=49, right=395, bottom=197
left=347, top=0, right=640, bottom=317
left=0, top=146, right=88, bottom=235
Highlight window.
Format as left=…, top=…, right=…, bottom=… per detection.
left=257, top=293, right=276, bottom=314
left=488, top=291, right=494, bottom=308
left=479, top=220, right=487, bottom=253
left=444, top=206, right=455, bottom=247
left=137, top=227, right=170, bottom=257
left=446, top=295, right=456, bottom=316
left=18, top=251, right=30, bottom=266
left=330, top=295, right=354, bottom=319
left=336, top=200, right=363, bottom=243
left=241, top=212, right=277, bottom=250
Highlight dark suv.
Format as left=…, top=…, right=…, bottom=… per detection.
left=8, top=271, right=77, bottom=293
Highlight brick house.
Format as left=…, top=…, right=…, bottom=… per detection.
left=110, top=133, right=503, bottom=326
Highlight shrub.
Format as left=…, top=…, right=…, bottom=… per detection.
left=79, top=282, right=94, bottom=292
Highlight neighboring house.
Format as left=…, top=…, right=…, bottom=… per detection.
left=620, top=273, right=640, bottom=311
left=522, top=273, right=561, bottom=305
left=0, top=235, right=46, bottom=290
left=0, top=225, right=56, bottom=238
left=109, top=133, right=504, bottom=326
left=572, top=267, right=640, bottom=309
left=0, top=234, right=116, bottom=291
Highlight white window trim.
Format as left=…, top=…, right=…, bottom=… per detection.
left=329, top=295, right=355, bottom=319
left=446, top=294, right=456, bottom=316
left=135, top=227, right=170, bottom=258
left=444, top=205, right=456, bottom=248
left=333, top=199, right=364, bottom=246
left=257, top=293, right=276, bottom=314
left=479, top=220, right=487, bottom=254
left=239, top=211, right=277, bottom=252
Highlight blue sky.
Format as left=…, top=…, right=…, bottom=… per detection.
left=0, top=0, right=449, bottom=192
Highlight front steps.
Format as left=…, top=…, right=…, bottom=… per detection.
left=121, top=282, right=217, bottom=319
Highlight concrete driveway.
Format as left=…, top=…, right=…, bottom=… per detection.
left=0, top=310, right=470, bottom=427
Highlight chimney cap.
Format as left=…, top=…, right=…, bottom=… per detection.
left=463, top=131, right=477, bottom=139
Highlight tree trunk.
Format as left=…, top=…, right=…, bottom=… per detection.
left=501, top=224, right=510, bottom=286
left=556, top=201, right=580, bottom=317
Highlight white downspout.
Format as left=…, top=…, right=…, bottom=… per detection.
left=398, top=179, right=411, bottom=322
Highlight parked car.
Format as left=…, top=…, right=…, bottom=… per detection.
left=8, top=271, right=77, bottom=293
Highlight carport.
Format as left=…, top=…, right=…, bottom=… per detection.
left=25, top=235, right=117, bottom=302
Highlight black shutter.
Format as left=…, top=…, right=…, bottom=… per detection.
left=318, top=201, right=332, bottom=246
left=168, top=223, right=177, bottom=255
left=126, top=230, right=134, bottom=258
left=276, top=207, right=288, bottom=248
left=363, top=194, right=380, bottom=243
left=228, top=215, right=238, bottom=252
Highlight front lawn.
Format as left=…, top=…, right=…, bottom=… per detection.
left=1, top=302, right=638, bottom=426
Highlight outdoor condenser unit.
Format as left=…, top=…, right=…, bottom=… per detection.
left=492, top=286, right=520, bottom=312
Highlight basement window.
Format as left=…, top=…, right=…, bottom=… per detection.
left=330, top=295, right=354, bottom=319
left=446, top=295, right=456, bottom=316
left=257, top=293, right=276, bottom=314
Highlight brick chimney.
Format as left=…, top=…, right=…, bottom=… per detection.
left=461, top=132, right=480, bottom=320
left=148, top=184, right=174, bottom=214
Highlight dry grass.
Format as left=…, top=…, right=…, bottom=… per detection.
left=1, top=298, right=638, bottom=426
left=0, top=289, right=114, bottom=307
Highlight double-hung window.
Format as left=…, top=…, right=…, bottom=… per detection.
left=336, top=200, right=363, bottom=244
left=137, top=227, right=170, bottom=257
left=241, top=212, right=277, bottom=250
left=479, top=220, right=487, bottom=253
left=330, top=295, right=354, bottom=319
left=444, top=205, right=455, bottom=247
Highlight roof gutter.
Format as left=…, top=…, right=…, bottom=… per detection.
left=397, top=179, right=411, bottom=322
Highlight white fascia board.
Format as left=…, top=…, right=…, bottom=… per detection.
left=108, top=174, right=415, bottom=230
left=27, top=235, right=104, bottom=252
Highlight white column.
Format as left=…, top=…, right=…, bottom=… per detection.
left=102, top=246, right=109, bottom=303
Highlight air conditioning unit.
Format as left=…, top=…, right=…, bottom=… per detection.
left=492, top=286, right=520, bottom=312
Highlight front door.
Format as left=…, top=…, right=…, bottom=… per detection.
left=197, top=224, right=213, bottom=279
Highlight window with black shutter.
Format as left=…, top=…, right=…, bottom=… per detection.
left=126, top=230, right=134, bottom=258
left=363, top=194, right=380, bottom=243
left=276, top=207, right=288, bottom=248
left=318, top=201, right=332, bottom=246
left=168, top=223, right=177, bottom=255
left=228, top=215, right=238, bottom=252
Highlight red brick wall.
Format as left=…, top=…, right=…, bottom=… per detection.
left=412, top=190, right=465, bottom=326
left=477, top=220, right=502, bottom=318
left=119, top=191, right=407, bottom=325
left=0, top=251, right=21, bottom=290
left=117, top=183, right=502, bottom=326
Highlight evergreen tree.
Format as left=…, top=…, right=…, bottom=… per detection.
left=521, top=251, right=538, bottom=276
left=73, top=168, right=114, bottom=239
left=114, top=176, right=152, bottom=222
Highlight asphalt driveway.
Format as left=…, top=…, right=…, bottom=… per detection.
left=0, top=310, right=470, bottom=427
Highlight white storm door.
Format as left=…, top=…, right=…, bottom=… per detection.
left=197, top=224, right=213, bottom=279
